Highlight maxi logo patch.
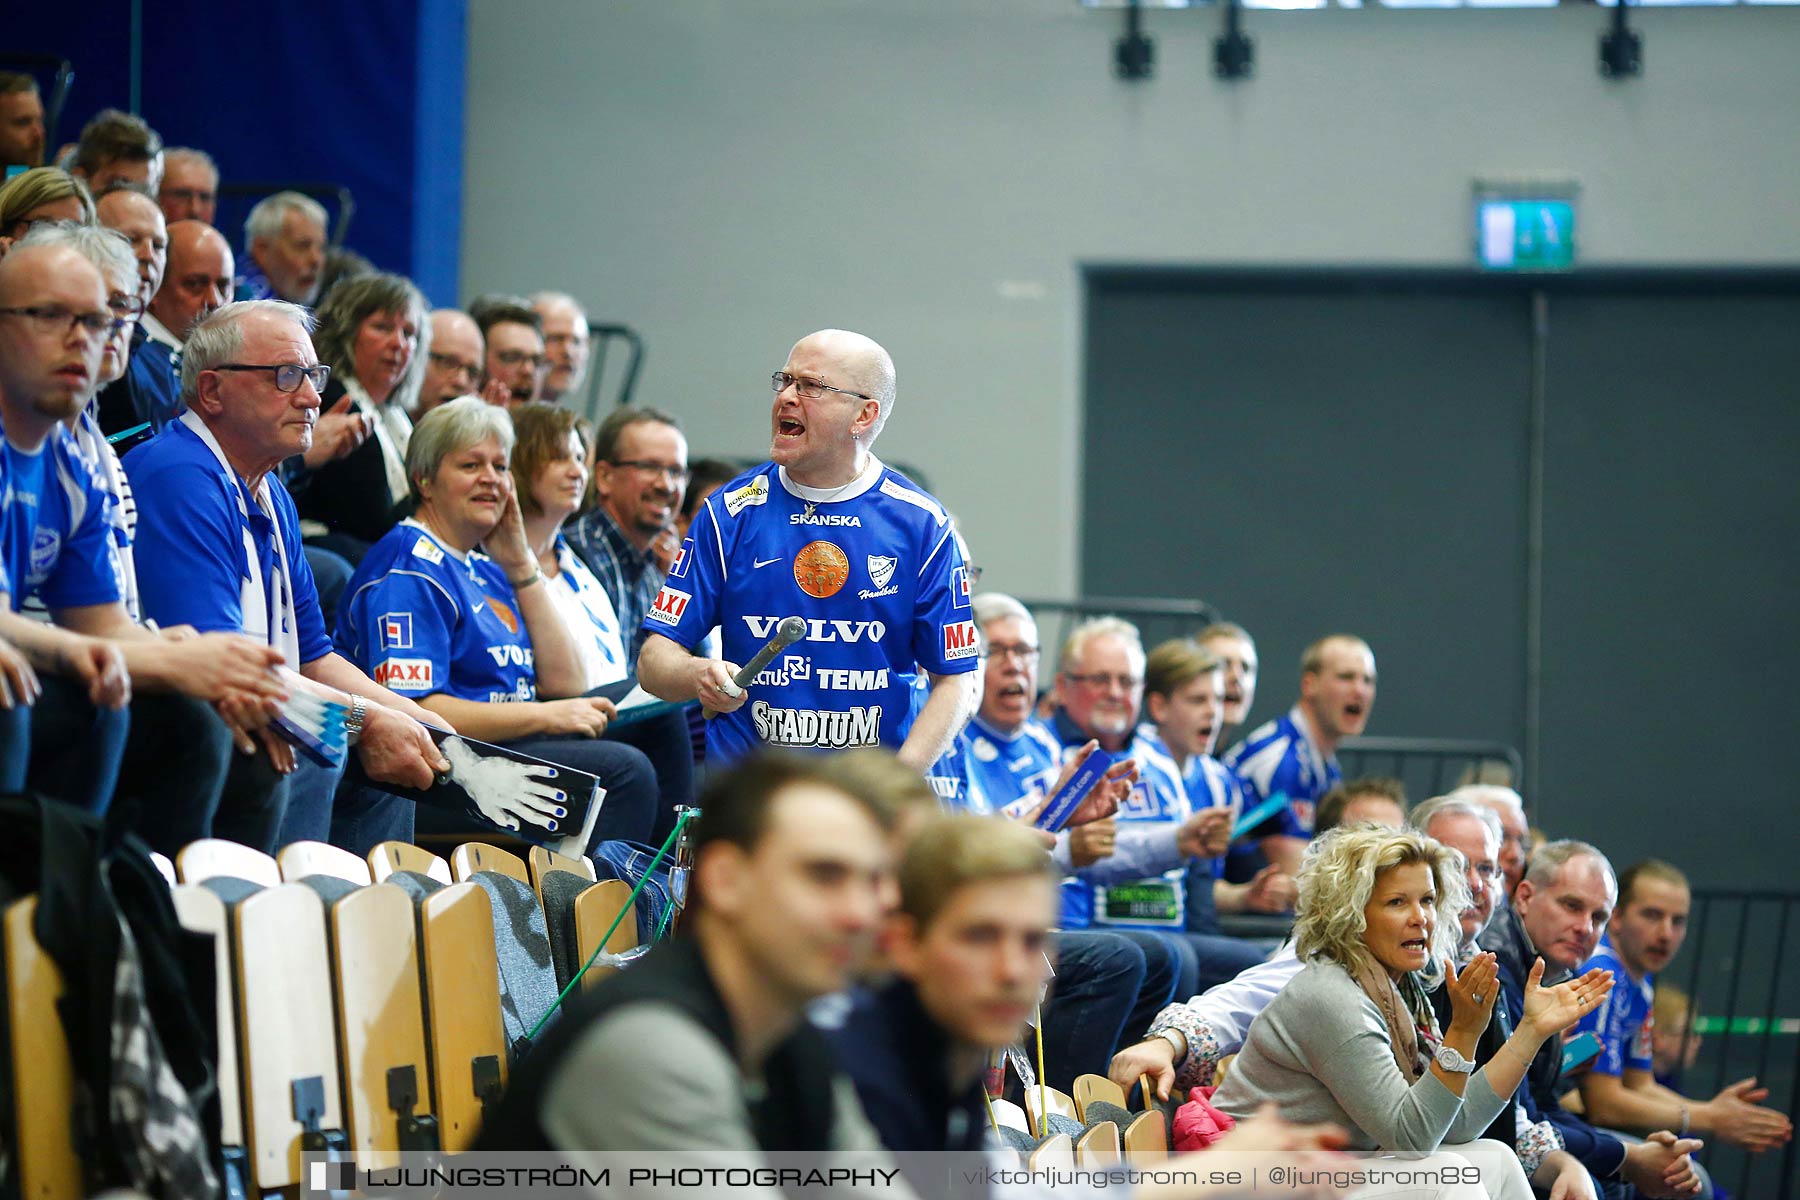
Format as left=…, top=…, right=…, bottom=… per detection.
left=670, top=539, right=693, bottom=580
left=952, top=564, right=973, bottom=610
left=943, top=620, right=979, bottom=660
left=867, top=554, right=897, bottom=590
left=373, top=658, right=433, bottom=690
left=648, top=585, right=691, bottom=625
left=794, top=540, right=849, bottom=599
left=380, top=612, right=413, bottom=650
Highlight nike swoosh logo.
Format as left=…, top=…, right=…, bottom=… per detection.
left=753, top=557, right=782, bottom=569
left=472, top=601, right=487, bottom=613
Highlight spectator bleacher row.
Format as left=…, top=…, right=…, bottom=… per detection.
left=1, top=74, right=1794, bottom=1200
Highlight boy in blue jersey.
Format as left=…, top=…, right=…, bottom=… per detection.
left=1138, top=638, right=1297, bottom=923
left=639, top=329, right=977, bottom=769
left=1574, top=860, right=1792, bottom=1161
left=1221, top=632, right=1376, bottom=881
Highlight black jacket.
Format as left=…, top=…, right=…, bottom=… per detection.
left=289, top=377, right=408, bottom=550
left=833, top=978, right=991, bottom=1154
left=473, top=935, right=842, bottom=1154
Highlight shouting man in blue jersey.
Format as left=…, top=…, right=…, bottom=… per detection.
left=640, top=329, right=978, bottom=769
left=1222, top=632, right=1376, bottom=881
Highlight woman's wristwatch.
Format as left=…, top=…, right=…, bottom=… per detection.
left=1434, top=1044, right=1476, bottom=1075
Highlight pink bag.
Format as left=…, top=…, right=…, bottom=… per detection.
left=1172, top=1085, right=1239, bottom=1152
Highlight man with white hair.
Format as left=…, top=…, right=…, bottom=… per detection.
left=157, top=147, right=218, bottom=226
left=530, top=291, right=590, bottom=405
left=1454, top=783, right=1532, bottom=897
left=238, top=191, right=327, bottom=305
left=126, top=299, right=453, bottom=851
left=640, top=329, right=978, bottom=770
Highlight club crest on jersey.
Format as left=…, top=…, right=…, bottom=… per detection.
left=952, top=565, right=973, bottom=610
left=648, top=585, right=691, bottom=626
left=669, top=539, right=693, bottom=580
left=483, top=595, right=519, bottom=634
left=867, top=555, right=897, bottom=590
left=794, top=540, right=849, bottom=599
left=28, top=528, right=59, bottom=585
left=723, top=475, right=769, bottom=516
left=380, top=612, right=413, bottom=649
left=943, top=620, right=979, bottom=661
left=410, top=535, right=445, bottom=565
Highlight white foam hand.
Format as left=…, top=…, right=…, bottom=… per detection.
left=441, top=736, right=568, bottom=832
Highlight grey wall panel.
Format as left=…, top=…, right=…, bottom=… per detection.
left=1083, top=280, right=1532, bottom=767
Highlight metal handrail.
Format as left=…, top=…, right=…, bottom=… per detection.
left=581, top=322, right=645, bottom=419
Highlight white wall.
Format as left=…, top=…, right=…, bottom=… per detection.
left=462, top=0, right=1800, bottom=598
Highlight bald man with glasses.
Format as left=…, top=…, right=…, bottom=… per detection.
left=638, top=329, right=979, bottom=772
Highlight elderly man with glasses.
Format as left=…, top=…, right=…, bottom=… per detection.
left=638, top=329, right=979, bottom=772
left=124, top=299, right=453, bottom=853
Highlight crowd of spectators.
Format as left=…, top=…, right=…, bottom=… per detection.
left=0, top=79, right=1790, bottom=1200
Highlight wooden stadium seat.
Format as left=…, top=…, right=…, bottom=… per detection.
left=234, top=884, right=346, bottom=1190
left=1072, top=1073, right=1128, bottom=1120
left=528, top=844, right=595, bottom=894
left=1076, top=1121, right=1121, bottom=1168
left=177, top=838, right=281, bottom=887
left=171, top=885, right=249, bottom=1188
left=4, top=897, right=80, bottom=1200
left=330, top=883, right=436, bottom=1165
left=148, top=851, right=177, bottom=888
left=1022, top=1084, right=1078, bottom=1134
left=986, top=1096, right=1029, bottom=1132
left=279, top=840, right=374, bottom=886
left=1028, top=1132, right=1073, bottom=1171
left=1122, top=1110, right=1168, bottom=1160
left=367, top=840, right=451, bottom=886
left=573, top=879, right=638, bottom=990
left=451, top=842, right=529, bottom=886
left=1214, top=1053, right=1235, bottom=1088
left=419, top=883, right=506, bottom=1151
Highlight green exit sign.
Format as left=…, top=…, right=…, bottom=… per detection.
left=1477, top=198, right=1576, bottom=272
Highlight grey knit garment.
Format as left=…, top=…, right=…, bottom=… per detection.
left=468, top=872, right=559, bottom=1056
left=1043, top=1113, right=1084, bottom=1139
left=538, top=870, right=593, bottom=991
left=997, top=1125, right=1038, bottom=1154
left=383, top=870, right=445, bottom=903
left=295, top=875, right=360, bottom=909
left=1082, top=1100, right=1134, bottom=1132
left=198, top=876, right=264, bottom=906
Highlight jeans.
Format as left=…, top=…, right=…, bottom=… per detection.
left=1039, top=929, right=1180, bottom=1092
left=106, top=696, right=285, bottom=856
left=599, top=705, right=695, bottom=848
left=0, top=700, right=27, bottom=792
left=24, top=676, right=131, bottom=815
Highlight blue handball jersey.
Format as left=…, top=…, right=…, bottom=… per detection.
left=642, top=458, right=977, bottom=763
left=1222, top=704, right=1341, bottom=839
left=1177, top=745, right=1246, bottom=880
left=1573, top=933, right=1655, bottom=1078
left=337, top=520, right=537, bottom=703
left=0, top=428, right=122, bottom=613
left=962, top=714, right=1064, bottom=820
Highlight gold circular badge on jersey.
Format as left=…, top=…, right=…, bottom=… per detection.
left=794, top=540, right=849, bottom=599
